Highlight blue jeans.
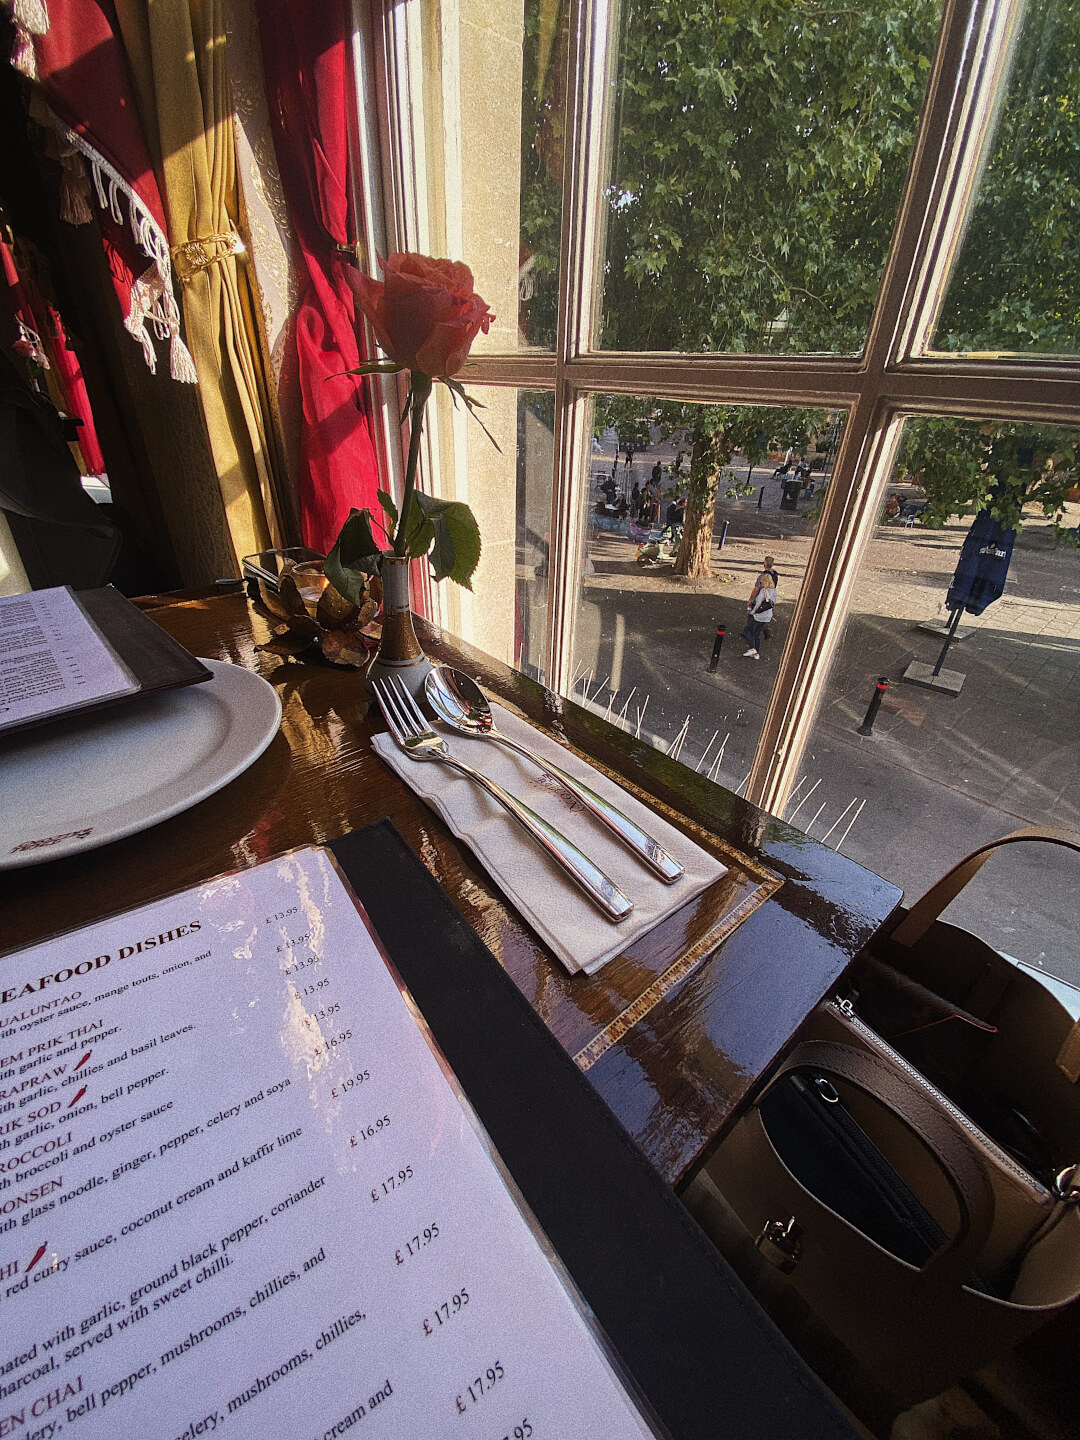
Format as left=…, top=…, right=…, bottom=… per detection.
left=742, top=618, right=765, bottom=654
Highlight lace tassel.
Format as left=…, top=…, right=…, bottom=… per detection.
left=90, top=158, right=107, bottom=212
left=58, top=168, right=92, bottom=225
left=13, top=0, right=50, bottom=34
left=130, top=319, right=158, bottom=374
left=170, top=334, right=198, bottom=384
left=10, top=26, right=38, bottom=78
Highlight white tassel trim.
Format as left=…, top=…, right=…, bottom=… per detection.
left=6, top=0, right=48, bottom=77
left=170, top=335, right=198, bottom=383
left=45, top=120, right=198, bottom=384
left=12, top=0, right=49, bottom=35
left=10, top=26, right=37, bottom=78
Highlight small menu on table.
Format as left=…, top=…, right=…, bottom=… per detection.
left=0, top=587, right=212, bottom=737
left=0, top=588, right=138, bottom=731
left=0, top=848, right=659, bottom=1439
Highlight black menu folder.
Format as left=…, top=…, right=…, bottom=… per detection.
left=78, top=585, right=212, bottom=695
left=329, top=821, right=858, bottom=1440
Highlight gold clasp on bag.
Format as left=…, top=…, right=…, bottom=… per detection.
left=756, top=1215, right=803, bottom=1273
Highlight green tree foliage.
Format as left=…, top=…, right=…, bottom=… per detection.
left=519, top=0, right=568, bottom=349
left=602, top=0, right=939, bottom=354
left=936, top=0, right=1080, bottom=354
left=899, top=420, right=1078, bottom=532
left=595, top=396, right=826, bottom=575
left=904, top=0, right=1080, bottom=538
left=590, top=0, right=939, bottom=572
left=521, top=0, right=1079, bottom=570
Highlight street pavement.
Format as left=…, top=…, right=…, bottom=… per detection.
left=578, top=432, right=1080, bottom=987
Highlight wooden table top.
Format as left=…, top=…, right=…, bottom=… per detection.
left=0, top=585, right=901, bottom=1184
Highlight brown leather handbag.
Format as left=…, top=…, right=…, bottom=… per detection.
left=701, top=828, right=1080, bottom=1403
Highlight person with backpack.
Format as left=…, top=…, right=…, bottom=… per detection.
left=743, top=556, right=777, bottom=659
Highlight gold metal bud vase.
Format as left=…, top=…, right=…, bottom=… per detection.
left=365, top=553, right=432, bottom=701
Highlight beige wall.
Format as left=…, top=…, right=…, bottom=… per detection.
left=422, top=0, right=524, bottom=664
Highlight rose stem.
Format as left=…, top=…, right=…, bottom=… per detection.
left=393, top=372, right=433, bottom=556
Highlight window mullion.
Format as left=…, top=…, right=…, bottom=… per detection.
left=365, top=0, right=452, bottom=621
left=876, top=0, right=1027, bottom=366
left=742, top=0, right=1014, bottom=815
left=747, top=399, right=906, bottom=814
left=348, top=1, right=406, bottom=535
left=545, top=0, right=618, bottom=693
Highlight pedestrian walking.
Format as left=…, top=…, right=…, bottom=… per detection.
left=651, top=459, right=662, bottom=488
left=742, top=556, right=778, bottom=660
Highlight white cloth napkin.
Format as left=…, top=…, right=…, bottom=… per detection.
left=372, top=701, right=726, bottom=975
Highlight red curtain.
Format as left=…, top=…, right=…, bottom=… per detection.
left=255, top=0, right=380, bottom=552
left=2, top=239, right=106, bottom=475
left=26, top=0, right=197, bottom=383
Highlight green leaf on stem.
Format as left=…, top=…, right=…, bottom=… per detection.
left=376, top=489, right=399, bottom=528
left=414, top=494, right=482, bottom=587
left=396, top=494, right=433, bottom=559
left=325, top=507, right=382, bottom=604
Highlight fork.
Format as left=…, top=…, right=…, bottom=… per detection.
left=373, top=677, right=633, bottom=921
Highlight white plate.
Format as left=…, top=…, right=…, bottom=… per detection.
left=0, top=660, right=282, bottom=868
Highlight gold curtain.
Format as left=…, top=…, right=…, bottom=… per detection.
left=113, top=0, right=287, bottom=565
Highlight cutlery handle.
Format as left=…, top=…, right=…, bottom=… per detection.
left=498, top=736, right=685, bottom=883
left=441, top=755, right=633, bottom=921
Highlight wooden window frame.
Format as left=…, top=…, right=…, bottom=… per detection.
left=355, top=0, right=1080, bottom=814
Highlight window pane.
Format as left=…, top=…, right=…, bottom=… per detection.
left=571, top=397, right=841, bottom=784
left=418, top=0, right=564, bottom=352
left=933, top=0, right=1080, bottom=355
left=800, top=417, right=1080, bottom=986
left=599, top=0, right=942, bottom=354
left=431, top=386, right=552, bottom=674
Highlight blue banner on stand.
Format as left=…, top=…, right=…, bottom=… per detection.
left=946, top=509, right=1016, bottom=616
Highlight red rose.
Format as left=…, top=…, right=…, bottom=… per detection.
left=348, top=252, right=494, bottom=378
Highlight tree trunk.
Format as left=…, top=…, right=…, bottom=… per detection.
left=673, top=430, right=717, bottom=578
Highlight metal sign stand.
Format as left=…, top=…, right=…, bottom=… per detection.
left=903, top=605, right=966, bottom=695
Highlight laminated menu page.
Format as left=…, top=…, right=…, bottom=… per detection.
left=0, top=848, right=660, bottom=1439
left=0, top=588, right=138, bottom=732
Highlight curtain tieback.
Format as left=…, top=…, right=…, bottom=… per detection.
left=171, top=232, right=246, bottom=282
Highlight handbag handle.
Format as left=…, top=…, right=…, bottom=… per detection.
left=776, top=1040, right=996, bottom=1289
left=891, top=826, right=1080, bottom=949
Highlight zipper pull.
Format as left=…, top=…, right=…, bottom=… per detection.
left=834, top=995, right=855, bottom=1019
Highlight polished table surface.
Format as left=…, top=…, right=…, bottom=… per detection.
left=0, top=586, right=902, bottom=1185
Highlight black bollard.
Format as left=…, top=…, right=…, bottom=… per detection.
left=719, top=520, right=730, bottom=549
left=757, top=486, right=765, bottom=509
left=857, top=677, right=889, bottom=736
left=708, top=626, right=726, bottom=672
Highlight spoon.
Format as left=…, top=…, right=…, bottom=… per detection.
left=425, top=666, right=685, bottom=883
